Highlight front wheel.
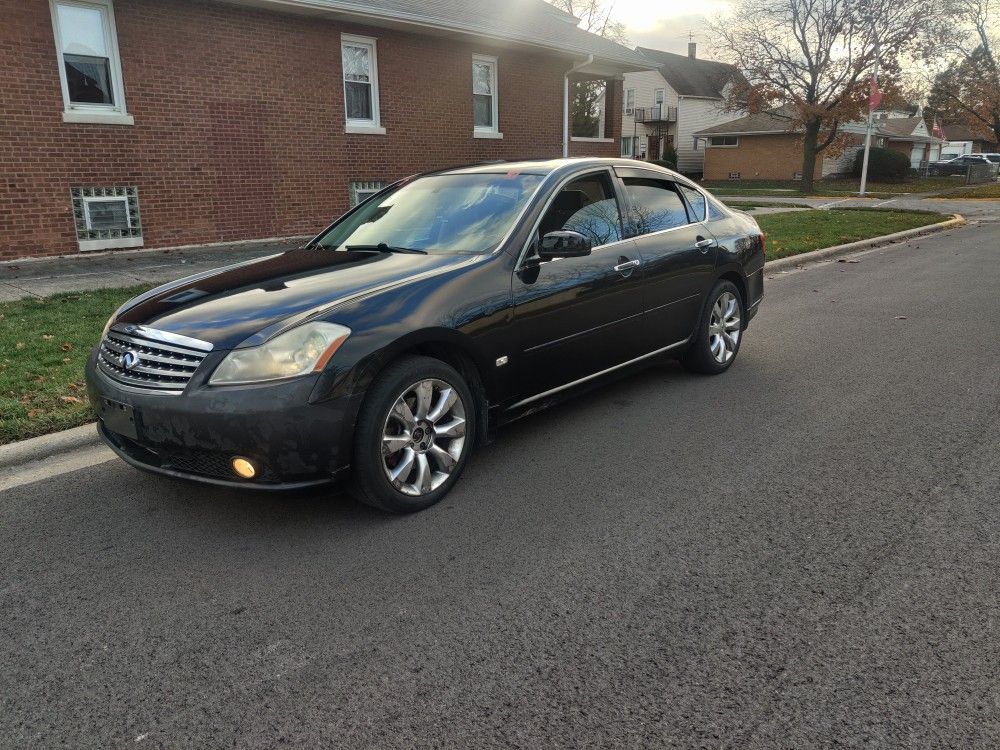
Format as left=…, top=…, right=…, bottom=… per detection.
left=350, top=356, right=475, bottom=513
left=681, top=280, right=745, bottom=375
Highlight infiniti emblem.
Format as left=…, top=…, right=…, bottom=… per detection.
left=122, top=351, right=139, bottom=370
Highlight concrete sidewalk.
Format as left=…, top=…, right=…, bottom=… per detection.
left=0, top=237, right=305, bottom=301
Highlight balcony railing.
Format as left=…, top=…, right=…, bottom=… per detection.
left=633, top=105, right=677, bottom=123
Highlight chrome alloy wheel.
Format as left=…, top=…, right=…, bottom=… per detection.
left=381, top=379, right=467, bottom=496
left=708, top=290, right=741, bottom=363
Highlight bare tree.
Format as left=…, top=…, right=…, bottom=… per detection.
left=546, top=0, right=629, bottom=43
left=926, top=0, right=1000, bottom=142
left=712, top=0, right=934, bottom=192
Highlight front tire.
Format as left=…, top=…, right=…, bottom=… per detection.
left=350, top=356, right=475, bottom=513
left=681, top=280, right=745, bottom=375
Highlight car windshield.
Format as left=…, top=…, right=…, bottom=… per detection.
left=314, top=173, right=544, bottom=255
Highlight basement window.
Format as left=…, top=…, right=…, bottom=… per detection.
left=72, top=186, right=142, bottom=251
left=349, top=181, right=385, bottom=208
left=728, top=172, right=741, bottom=180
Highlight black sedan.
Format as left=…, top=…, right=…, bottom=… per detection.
left=86, top=158, right=765, bottom=512
left=929, top=154, right=993, bottom=175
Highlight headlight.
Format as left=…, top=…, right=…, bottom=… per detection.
left=209, top=322, right=351, bottom=385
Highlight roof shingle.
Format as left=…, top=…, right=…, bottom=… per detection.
left=635, top=46, right=744, bottom=98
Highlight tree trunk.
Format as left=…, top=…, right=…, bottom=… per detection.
left=800, top=119, right=821, bottom=194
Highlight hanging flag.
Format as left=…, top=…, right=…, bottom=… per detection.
left=868, top=75, right=882, bottom=111
left=932, top=118, right=946, bottom=140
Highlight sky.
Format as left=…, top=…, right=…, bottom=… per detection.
left=610, top=0, right=734, bottom=58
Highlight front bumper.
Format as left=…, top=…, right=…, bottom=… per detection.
left=86, top=350, right=356, bottom=489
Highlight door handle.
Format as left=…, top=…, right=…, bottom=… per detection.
left=613, top=259, right=640, bottom=273
left=695, top=238, right=717, bottom=252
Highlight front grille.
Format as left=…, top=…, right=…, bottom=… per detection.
left=98, top=327, right=209, bottom=391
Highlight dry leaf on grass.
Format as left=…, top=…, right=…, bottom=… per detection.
left=59, top=395, right=82, bottom=404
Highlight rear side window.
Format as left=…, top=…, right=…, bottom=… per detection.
left=678, top=185, right=707, bottom=222
left=622, top=178, right=690, bottom=235
left=538, top=172, right=623, bottom=247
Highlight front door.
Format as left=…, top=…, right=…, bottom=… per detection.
left=616, top=170, right=719, bottom=346
left=509, top=170, right=646, bottom=401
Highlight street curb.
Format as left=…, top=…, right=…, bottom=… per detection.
left=763, top=213, right=965, bottom=273
left=0, top=423, right=101, bottom=471
left=0, top=212, right=967, bottom=470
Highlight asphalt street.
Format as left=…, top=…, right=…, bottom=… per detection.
left=2, top=220, right=999, bottom=748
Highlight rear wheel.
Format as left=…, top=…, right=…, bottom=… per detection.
left=350, top=356, right=475, bottom=513
left=681, top=280, right=744, bottom=375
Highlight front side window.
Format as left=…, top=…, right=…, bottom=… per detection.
left=342, top=35, right=379, bottom=127
left=50, top=0, right=129, bottom=121
left=472, top=55, right=498, bottom=133
left=538, top=172, right=623, bottom=248
left=622, top=178, right=691, bottom=235
left=315, top=173, right=542, bottom=255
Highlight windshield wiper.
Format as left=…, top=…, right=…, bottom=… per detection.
left=345, top=243, right=428, bottom=255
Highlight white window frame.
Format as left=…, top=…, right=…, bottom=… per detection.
left=708, top=135, right=739, bottom=147
left=625, top=88, right=635, bottom=115
left=342, top=34, right=384, bottom=135
left=472, top=54, right=502, bottom=139
left=49, top=0, right=133, bottom=126
left=654, top=89, right=664, bottom=105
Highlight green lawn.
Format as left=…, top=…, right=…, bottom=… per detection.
left=936, top=181, right=1000, bottom=199
left=0, top=286, right=148, bottom=444
left=757, top=209, right=946, bottom=260
left=721, top=200, right=807, bottom=210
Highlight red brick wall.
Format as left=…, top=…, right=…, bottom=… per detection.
left=0, top=0, right=623, bottom=259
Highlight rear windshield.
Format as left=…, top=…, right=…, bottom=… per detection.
left=315, top=173, right=544, bottom=255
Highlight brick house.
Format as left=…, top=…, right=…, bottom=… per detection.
left=620, top=43, right=744, bottom=174
left=0, top=0, right=650, bottom=260
left=693, top=108, right=943, bottom=181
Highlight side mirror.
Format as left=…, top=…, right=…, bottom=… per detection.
left=537, top=230, right=592, bottom=261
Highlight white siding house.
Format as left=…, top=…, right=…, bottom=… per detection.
left=620, top=44, right=745, bottom=175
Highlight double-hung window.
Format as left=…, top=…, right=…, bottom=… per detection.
left=50, top=0, right=132, bottom=125
left=472, top=55, right=500, bottom=138
left=342, top=34, right=383, bottom=133
left=625, top=88, right=635, bottom=115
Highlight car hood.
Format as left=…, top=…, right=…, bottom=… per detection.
left=115, top=248, right=473, bottom=349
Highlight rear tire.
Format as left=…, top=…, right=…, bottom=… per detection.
left=681, top=280, right=745, bottom=375
left=350, top=356, right=475, bottom=513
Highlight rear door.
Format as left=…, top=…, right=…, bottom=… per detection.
left=615, top=169, right=718, bottom=347
left=509, top=169, right=646, bottom=400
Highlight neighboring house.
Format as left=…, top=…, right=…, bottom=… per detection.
left=621, top=43, right=744, bottom=174
left=0, top=0, right=650, bottom=260
left=939, top=124, right=1000, bottom=159
left=694, top=108, right=943, bottom=181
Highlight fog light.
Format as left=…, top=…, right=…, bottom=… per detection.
left=231, top=457, right=256, bottom=479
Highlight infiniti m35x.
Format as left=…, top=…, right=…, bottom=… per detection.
left=86, top=158, right=765, bottom=512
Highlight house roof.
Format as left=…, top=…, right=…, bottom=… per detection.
left=635, top=46, right=744, bottom=98
left=695, top=109, right=943, bottom=143
left=942, top=123, right=998, bottom=143
left=692, top=108, right=797, bottom=136
left=229, top=0, right=653, bottom=71
left=878, top=116, right=923, bottom=137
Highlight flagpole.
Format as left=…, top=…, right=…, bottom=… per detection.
left=859, top=37, right=880, bottom=197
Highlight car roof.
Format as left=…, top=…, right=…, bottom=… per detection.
left=433, top=157, right=687, bottom=180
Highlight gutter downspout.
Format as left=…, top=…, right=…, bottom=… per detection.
left=563, top=54, right=594, bottom=157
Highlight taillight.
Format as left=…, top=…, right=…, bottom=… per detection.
left=758, top=232, right=766, bottom=255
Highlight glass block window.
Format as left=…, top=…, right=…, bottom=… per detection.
left=72, top=186, right=141, bottom=242
left=349, top=181, right=385, bottom=208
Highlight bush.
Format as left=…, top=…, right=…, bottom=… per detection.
left=852, top=147, right=910, bottom=182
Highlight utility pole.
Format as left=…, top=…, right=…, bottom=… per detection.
left=858, top=35, right=880, bottom=197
